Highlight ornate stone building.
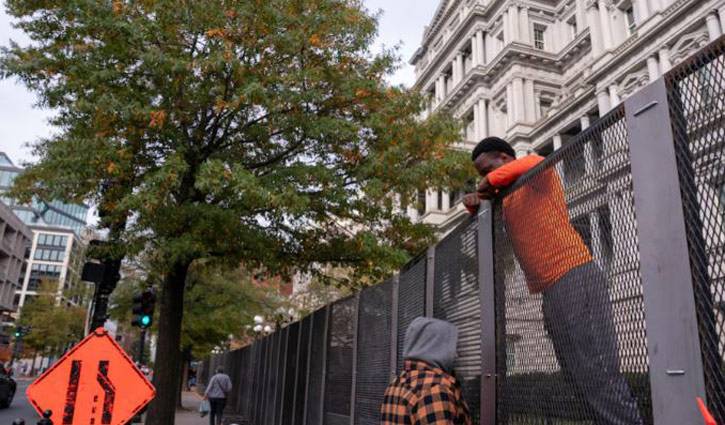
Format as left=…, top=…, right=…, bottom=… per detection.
left=407, top=0, right=725, bottom=232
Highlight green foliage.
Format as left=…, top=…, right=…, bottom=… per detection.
left=1, top=1, right=472, bottom=420
left=16, top=281, right=87, bottom=356
left=1, top=0, right=470, bottom=284
left=182, top=265, right=279, bottom=357
left=110, top=263, right=278, bottom=358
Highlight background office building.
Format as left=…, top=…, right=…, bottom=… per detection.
left=0, top=152, right=89, bottom=308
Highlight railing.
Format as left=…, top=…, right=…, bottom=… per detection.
left=200, top=35, right=725, bottom=425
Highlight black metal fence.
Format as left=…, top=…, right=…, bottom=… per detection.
left=199, top=36, right=725, bottom=425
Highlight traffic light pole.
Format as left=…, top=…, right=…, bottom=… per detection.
left=138, top=328, right=146, bottom=364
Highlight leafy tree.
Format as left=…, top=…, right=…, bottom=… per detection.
left=16, top=281, right=87, bottom=370
left=1, top=0, right=471, bottom=422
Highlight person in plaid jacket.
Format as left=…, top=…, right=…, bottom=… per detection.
left=381, top=317, right=472, bottom=425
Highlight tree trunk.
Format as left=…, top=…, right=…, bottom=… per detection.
left=177, top=345, right=191, bottom=408
left=145, top=262, right=189, bottom=425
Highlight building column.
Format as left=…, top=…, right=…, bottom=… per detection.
left=609, top=85, right=620, bottom=107
left=576, top=0, right=587, bottom=33
left=580, top=115, right=591, bottom=130
left=442, top=191, right=451, bottom=211
left=553, top=134, right=563, bottom=150
left=473, top=102, right=481, bottom=141
left=484, top=32, right=494, bottom=63
left=597, top=90, right=611, bottom=115
left=659, top=47, right=672, bottom=73
left=509, top=5, right=520, bottom=42
left=719, top=7, right=725, bottom=34
left=437, top=75, right=446, bottom=102
left=519, top=7, right=531, bottom=44
left=476, top=31, right=485, bottom=65
left=524, top=79, right=536, bottom=123
left=455, top=54, right=464, bottom=83
left=598, top=2, right=614, bottom=50
left=425, top=188, right=436, bottom=213
left=513, top=77, right=525, bottom=123
left=471, top=35, right=480, bottom=65
left=635, top=0, right=650, bottom=23
left=506, top=83, right=515, bottom=127
left=478, top=98, right=489, bottom=139
left=587, top=3, right=603, bottom=56
left=590, top=210, right=605, bottom=264
left=706, top=12, right=722, bottom=41
left=647, top=56, right=660, bottom=82
left=535, top=92, right=542, bottom=120
left=503, top=10, right=511, bottom=43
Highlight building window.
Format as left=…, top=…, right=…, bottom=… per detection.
left=539, top=99, right=552, bottom=119
left=625, top=7, right=636, bottom=35
left=534, top=25, right=546, bottom=50
left=449, top=190, right=462, bottom=208
left=568, top=17, right=578, bottom=39
left=417, top=190, right=426, bottom=216
left=437, top=190, right=443, bottom=210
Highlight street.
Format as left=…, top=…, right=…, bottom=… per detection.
left=0, top=380, right=37, bottom=424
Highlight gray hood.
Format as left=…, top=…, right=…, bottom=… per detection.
left=403, top=317, right=459, bottom=374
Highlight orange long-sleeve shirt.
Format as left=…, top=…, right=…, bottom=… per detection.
left=489, top=155, right=593, bottom=293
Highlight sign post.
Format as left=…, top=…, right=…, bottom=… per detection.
left=27, top=328, right=155, bottom=425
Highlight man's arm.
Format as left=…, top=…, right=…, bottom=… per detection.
left=411, top=385, right=460, bottom=425
left=487, top=154, right=544, bottom=188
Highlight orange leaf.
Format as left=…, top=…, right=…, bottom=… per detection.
left=225, top=10, right=237, bottom=18
left=106, top=162, right=117, bottom=174
left=149, top=110, right=167, bottom=128
left=309, top=34, right=322, bottom=46
left=112, top=1, right=122, bottom=13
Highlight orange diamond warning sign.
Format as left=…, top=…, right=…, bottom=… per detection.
left=27, top=328, right=155, bottom=425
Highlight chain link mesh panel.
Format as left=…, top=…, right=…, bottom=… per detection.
left=433, top=215, right=481, bottom=422
left=294, top=315, right=312, bottom=425
left=247, top=341, right=260, bottom=425
left=397, top=253, right=427, bottom=372
left=275, top=327, right=289, bottom=425
left=493, top=107, right=652, bottom=425
left=237, top=347, right=252, bottom=420
left=306, top=307, right=328, bottom=425
left=354, top=279, right=394, bottom=425
left=324, top=296, right=356, bottom=425
left=264, top=331, right=281, bottom=425
left=225, top=349, right=243, bottom=416
left=282, top=322, right=301, bottom=425
left=665, top=36, right=725, bottom=424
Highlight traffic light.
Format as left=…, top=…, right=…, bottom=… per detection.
left=14, top=326, right=30, bottom=338
left=131, top=291, right=155, bottom=328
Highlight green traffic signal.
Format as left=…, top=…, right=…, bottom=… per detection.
left=14, top=332, right=19, bottom=338
left=141, top=315, right=151, bottom=327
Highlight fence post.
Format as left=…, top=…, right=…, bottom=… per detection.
left=390, top=276, right=399, bottom=382
left=625, top=77, right=707, bottom=425
left=318, top=306, right=330, bottom=425
left=302, top=315, right=315, bottom=425
left=425, top=245, right=435, bottom=317
left=349, top=292, right=361, bottom=425
left=477, top=200, right=496, bottom=425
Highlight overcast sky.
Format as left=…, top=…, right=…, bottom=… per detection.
left=0, top=0, right=439, bottom=166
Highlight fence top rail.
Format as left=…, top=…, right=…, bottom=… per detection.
left=496, top=105, right=626, bottom=199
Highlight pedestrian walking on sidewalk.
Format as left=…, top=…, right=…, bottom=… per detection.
left=204, top=366, right=232, bottom=425
left=381, top=317, right=472, bottom=425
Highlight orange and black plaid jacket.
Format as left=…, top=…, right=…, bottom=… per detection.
left=380, top=360, right=473, bottom=425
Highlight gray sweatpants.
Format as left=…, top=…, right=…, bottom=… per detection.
left=542, top=261, right=643, bottom=425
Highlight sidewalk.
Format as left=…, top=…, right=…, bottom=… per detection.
left=173, top=391, right=205, bottom=425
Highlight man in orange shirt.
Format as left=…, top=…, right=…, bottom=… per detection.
left=463, top=137, right=642, bottom=425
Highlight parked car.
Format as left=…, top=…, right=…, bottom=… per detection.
left=0, top=367, right=16, bottom=408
